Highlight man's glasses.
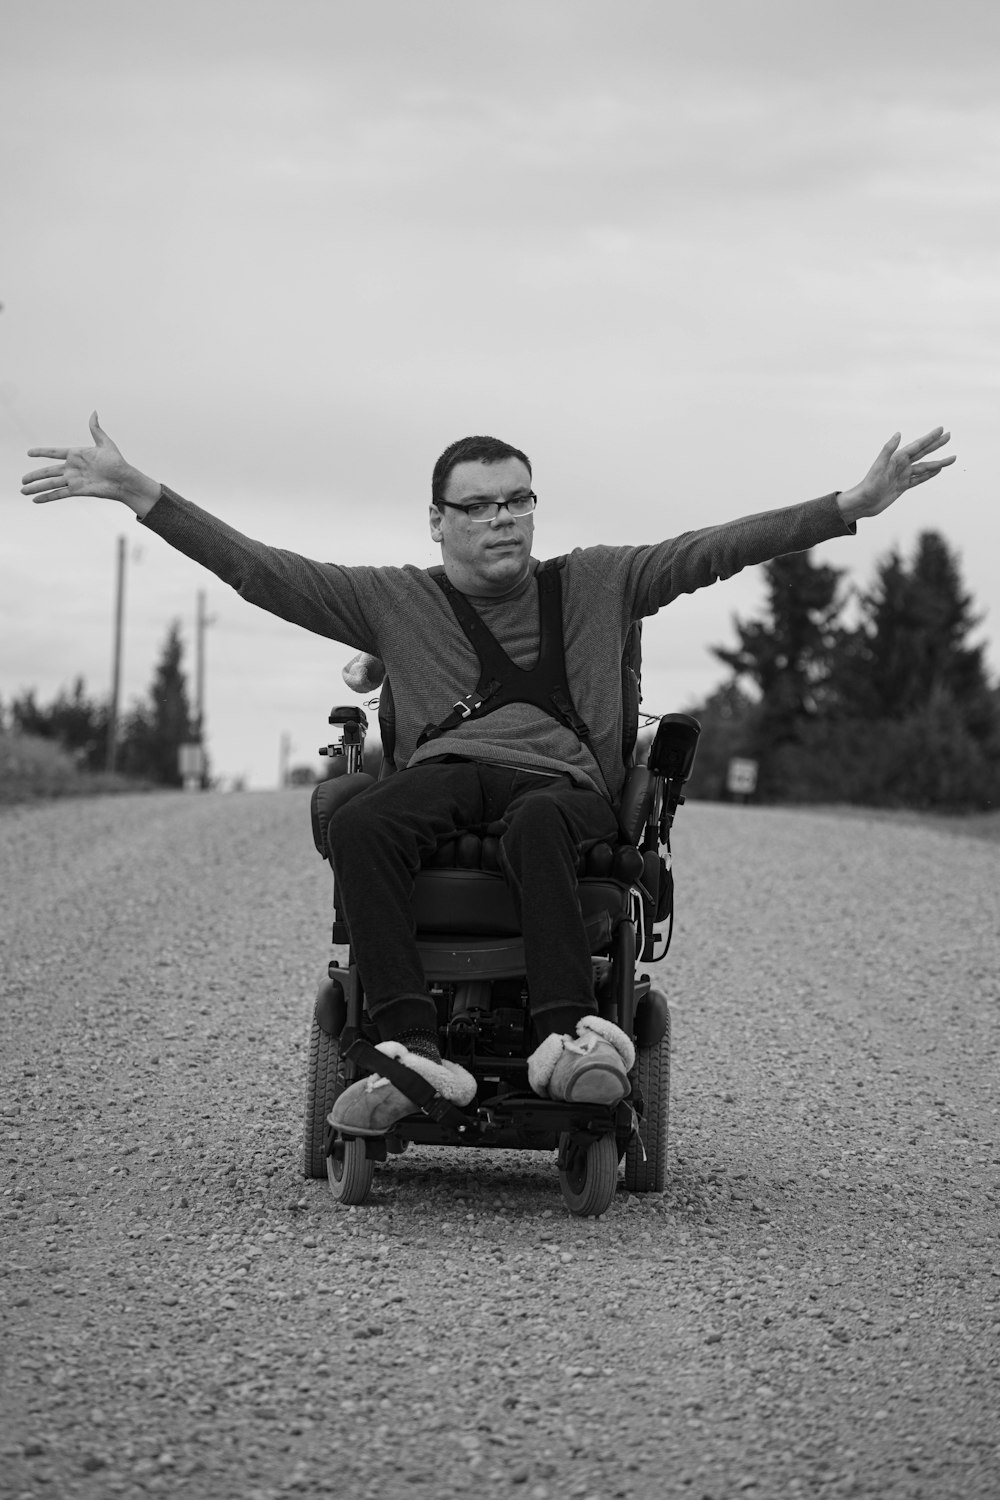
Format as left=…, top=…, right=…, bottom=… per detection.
left=436, top=491, right=537, bottom=523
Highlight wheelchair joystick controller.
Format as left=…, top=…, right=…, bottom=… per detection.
left=645, top=713, right=702, bottom=840
left=320, top=705, right=368, bottom=776
left=647, top=713, right=701, bottom=783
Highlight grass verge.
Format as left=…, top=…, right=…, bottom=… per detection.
left=788, top=801, right=1000, bottom=845
left=0, top=731, right=151, bottom=805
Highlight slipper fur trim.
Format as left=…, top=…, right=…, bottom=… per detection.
left=527, top=1032, right=566, bottom=1093
left=372, top=1041, right=477, bottom=1106
left=577, top=1016, right=636, bottom=1070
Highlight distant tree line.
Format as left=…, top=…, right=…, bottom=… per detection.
left=686, top=529, right=1000, bottom=810
left=2, top=622, right=202, bottom=788
left=7, top=536, right=998, bottom=808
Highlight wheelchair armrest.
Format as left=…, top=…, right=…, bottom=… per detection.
left=616, top=765, right=657, bottom=846
left=310, top=772, right=376, bottom=858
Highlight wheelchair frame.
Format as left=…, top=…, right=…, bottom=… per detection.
left=304, top=703, right=700, bottom=1218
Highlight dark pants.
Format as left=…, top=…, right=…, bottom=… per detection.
left=327, top=760, right=619, bottom=1044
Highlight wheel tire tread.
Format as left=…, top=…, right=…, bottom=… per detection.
left=304, top=1018, right=341, bottom=1179
left=623, top=1008, right=670, bottom=1193
left=558, top=1132, right=618, bottom=1217
left=327, top=1137, right=376, bottom=1205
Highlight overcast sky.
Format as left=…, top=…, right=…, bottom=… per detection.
left=3, top=0, right=997, bottom=787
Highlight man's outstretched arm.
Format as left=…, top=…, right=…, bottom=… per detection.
left=21, top=412, right=161, bottom=516
left=836, top=426, right=954, bottom=523
left=21, top=412, right=381, bottom=651
left=620, top=425, right=957, bottom=618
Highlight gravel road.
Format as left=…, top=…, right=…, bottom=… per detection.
left=1, top=789, right=998, bottom=1500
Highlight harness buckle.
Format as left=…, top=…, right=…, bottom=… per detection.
left=452, top=693, right=483, bottom=720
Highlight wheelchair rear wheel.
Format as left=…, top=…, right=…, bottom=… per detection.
left=557, top=1131, right=618, bottom=1217
left=304, top=1017, right=343, bottom=1179
left=623, top=1008, right=671, bottom=1193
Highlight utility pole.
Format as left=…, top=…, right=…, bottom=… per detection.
left=194, top=590, right=216, bottom=783
left=106, top=536, right=126, bottom=772
left=279, top=732, right=292, bottom=788
left=195, top=590, right=214, bottom=736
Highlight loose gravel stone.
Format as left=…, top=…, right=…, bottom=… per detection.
left=1, top=790, right=998, bottom=1499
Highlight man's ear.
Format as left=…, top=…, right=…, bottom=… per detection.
left=429, top=503, right=444, bottom=543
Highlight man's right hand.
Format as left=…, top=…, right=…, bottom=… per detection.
left=21, top=412, right=161, bottom=518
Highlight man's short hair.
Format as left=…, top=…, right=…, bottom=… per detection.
left=431, top=435, right=532, bottom=509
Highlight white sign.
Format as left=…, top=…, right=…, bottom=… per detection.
left=179, top=743, right=205, bottom=790
left=178, top=743, right=204, bottom=777
left=726, top=757, right=758, bottom=796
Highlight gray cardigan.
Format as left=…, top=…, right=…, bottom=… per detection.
left=141, top=486, right=852, bottom=800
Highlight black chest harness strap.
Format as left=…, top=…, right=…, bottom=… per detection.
left=416, top=560, right=596, bottom=752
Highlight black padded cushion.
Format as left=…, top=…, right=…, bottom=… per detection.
left=411, top=867, right=631, bottom=936
left=311, top=772, right=375, bottom=856
left=616, top=765, right=656, bottom=845
left=426, top=822, right=644, bottom=885
left=311, top=769, right=647, bottom=939
left=313, top=769, right=653, bottom=872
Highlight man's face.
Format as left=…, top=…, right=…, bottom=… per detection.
left=429, top=456, right=535, bottom=595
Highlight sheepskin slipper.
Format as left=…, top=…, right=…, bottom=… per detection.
left=341, top=652, right=386, bottom=693
left=528, top=1016, right=635, bottom=1106
left=328, top=1041, right=476, bottom=1138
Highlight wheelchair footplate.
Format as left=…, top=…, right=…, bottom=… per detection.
left=328, top=1037, right=635, bottom=1159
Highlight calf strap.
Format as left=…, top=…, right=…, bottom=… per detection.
left=344, top=1039, right=475, bottom=1128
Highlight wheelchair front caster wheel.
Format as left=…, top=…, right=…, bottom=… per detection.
left=326, top=1136, right=375, bottom=1205
left=557, top=1131, right=618, bottom=1217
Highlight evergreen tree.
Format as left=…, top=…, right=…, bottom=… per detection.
left=847, top=531, right=996, bottom=739
left=713, top=550, right=848, bottom=737
left=710, top=550, right=849, bottom=795
left=703, top=530, right=999, bottom=808
left=120, top=622, right=195, bottom=786
left=842, top=531, right=1000, bottom=808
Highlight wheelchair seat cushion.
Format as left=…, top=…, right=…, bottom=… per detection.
left=411, top=865, right=632, bottom=936
left=312, top=767, right=653, bottom=876
left=311, top=769, right=648, bottom=940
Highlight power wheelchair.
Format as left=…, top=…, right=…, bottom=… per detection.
left=304, top=638, right=700, bottom=1219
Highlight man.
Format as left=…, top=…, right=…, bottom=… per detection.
left=22, top=417, right=954, bottom=1132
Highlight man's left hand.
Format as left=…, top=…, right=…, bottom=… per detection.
left=837, top=427, right=955, bottom=523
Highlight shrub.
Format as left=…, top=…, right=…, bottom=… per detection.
left=0, top=730, right=144, bottom=805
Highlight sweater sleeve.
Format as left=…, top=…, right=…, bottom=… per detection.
left=615, top=492, right=855, bottom=619
left=139, top=485, right=380, bottom=651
